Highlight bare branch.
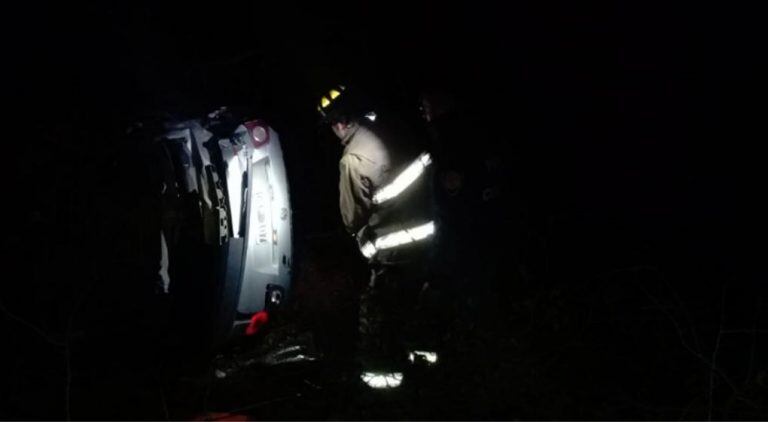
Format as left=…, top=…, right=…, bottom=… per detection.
left=662, top=273, right=703, bottom=353
left=708, top=284, right=727, bottom=421
left=65, top=344, right=72, bottom=421
left=64, top=273, right=98, bottom=421
left=0, top=299, right=65, bottom=347
left=161, top=386, right=170, bottom=421
left=636, top=282, right=755, bottom=408
left=746, top=298, right=761, bottom=383
left=720, top=329, right=768, bottom=335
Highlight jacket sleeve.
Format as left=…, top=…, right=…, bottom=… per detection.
left=339, top=154, right=374, bottom=234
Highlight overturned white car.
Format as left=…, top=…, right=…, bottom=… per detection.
left=154, top=112, right=292, bottom=346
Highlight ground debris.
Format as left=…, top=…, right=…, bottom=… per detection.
left=213, top=328, right=322, bottom=379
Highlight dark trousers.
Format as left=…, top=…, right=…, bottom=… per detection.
left=356, top=261, right=443, bottom=371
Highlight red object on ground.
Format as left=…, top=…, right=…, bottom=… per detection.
left=245, top=310, right=269, bottom=336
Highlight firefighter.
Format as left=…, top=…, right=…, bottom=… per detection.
left=318, top=86, right=439, bottom=389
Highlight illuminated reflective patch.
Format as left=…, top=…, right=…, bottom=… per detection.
left=329, top=89, right=341, bottom=100
left=408, top=350, right=438, bottom=365
left=360, top=241, right=377, bottom=258
left=320, top=96, right=331, bottom=108
left=365, top=111, right=377, bottom=122
left=360, top=372, right=404, bottom=389
left=372, top=152, right=432, bottom=204
left=375, top=221, right=435, bottom=250
left=359, top=221, right=436, bottom=259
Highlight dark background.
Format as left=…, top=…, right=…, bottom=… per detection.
left=3, top=1, right=766, bottom=420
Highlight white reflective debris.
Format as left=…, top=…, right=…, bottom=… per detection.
left=372, top=152, right=432, bottom=205
left=408, top=350, right=438, bottom=365
left=158, top=231, right=170, bottom=293
left=360, top=372, right=404, bottom=389
left=365, top=111, right=377, bottom=122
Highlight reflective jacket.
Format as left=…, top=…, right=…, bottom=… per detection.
left=338, top=124, right=392, bottom=235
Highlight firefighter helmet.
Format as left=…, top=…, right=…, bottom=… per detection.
left=317, top=85, right=347, bottom=119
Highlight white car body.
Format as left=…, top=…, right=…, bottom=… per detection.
left=158, top=117, right=292, bottom=344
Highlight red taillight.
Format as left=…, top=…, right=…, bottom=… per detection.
left=245, top=310, right=269, bottom=336
left=243, top=120, right=270, bottom=148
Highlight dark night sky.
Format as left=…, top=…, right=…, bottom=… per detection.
left=6, top=0, right=762, bottom=255
left=6, top=1, right=763, bottom=274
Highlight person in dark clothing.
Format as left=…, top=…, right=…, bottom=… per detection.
left=419, top=87, right=515, bottom=334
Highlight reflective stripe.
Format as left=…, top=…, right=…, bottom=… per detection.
left=360, top=372, right=404, bottom=389
left=360, top=221, right=435, bottom=259
left=372, top=152, right=432, bottom=205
